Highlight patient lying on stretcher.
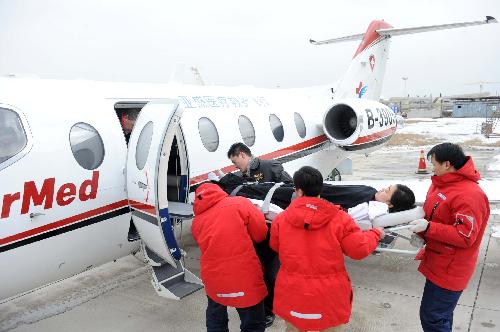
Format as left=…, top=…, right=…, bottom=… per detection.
left=348, top=184, right=415, bottom=230
left=215, top=173, right=420, bottom=230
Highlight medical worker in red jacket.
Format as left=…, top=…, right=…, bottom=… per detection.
left=270, top=166, right=384, bottom=331
left=409, top=143, right=490, bottom=332
left=192, top=182, right=269, bottom=332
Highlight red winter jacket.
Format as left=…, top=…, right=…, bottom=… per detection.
left=269, top=196, right=382, bottom=331
left=192, top=183, right=268, bottom=308
left=419, top=157, right=490, bottom=291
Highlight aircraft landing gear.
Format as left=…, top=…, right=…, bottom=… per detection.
left=326, top=168, right=341, bottom=181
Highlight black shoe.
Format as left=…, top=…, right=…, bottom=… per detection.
left=265, top=314, right=275, bottom=328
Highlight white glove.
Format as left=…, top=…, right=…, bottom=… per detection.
left=216, top=169, right=225, bottom=177
left=409, top=218, right=429, bottom=233
left=207, top=172, right=219, bottom=181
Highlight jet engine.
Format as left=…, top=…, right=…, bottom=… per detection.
left=322, top=98, right=397, bottom=152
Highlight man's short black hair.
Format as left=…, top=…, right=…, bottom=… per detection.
left=227, top=142, right=252, bottom=159
left=427, top=142, right=467, bottom=170
left=389, top=184, right=415, bottom=213
left=293, top=166, right=323, bottom=197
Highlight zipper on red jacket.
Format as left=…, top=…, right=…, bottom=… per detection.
left=428, top=202, right=440, bottom=221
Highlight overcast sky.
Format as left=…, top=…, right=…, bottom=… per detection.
left=1, top=0, right=499, bottom=97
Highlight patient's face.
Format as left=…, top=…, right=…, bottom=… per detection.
left=375, top=185, right=397, bottom=205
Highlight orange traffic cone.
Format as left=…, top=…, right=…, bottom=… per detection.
left=416, top=150, right=429, bottom=174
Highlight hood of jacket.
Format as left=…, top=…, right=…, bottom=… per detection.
left=285, top=196, right=340, bottom=230
left=193, top=183, right=228, bottom=215
left=432, top=156, right=481, bottom=187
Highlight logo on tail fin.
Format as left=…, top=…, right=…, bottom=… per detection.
left=356, top=82, right=367, bottom=98
left=369, top=54, right=375, bottom=71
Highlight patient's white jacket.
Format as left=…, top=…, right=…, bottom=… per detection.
left=348, top=201, right=389, bottom=230
left=248, top=198, right=389, bottom=230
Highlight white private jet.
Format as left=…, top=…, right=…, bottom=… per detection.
left=0, top=16, right=496, bottom=302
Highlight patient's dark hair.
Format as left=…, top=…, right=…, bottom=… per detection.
left=293, top=166, right=323, bottom=197
left=389, top=184, right=415, bottom=213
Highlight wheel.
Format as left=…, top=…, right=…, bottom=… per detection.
left=326, top=168, right=341, bottom=181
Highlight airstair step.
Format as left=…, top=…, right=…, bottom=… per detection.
left=152, top=262, right=183, bottom=283
left=160, top=275, right=204, bottom=299
left=151, top=261, right=204, bottom=300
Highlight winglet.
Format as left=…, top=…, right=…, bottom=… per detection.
left=486, top=16, right=497, bottom=23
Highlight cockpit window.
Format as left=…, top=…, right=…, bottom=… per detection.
left=0, top=107, right=28, bottom=165
left=69, top=122, right=105, bottom=170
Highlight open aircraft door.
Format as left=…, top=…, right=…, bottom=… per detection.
left=126, top=100, right=203, bottom=300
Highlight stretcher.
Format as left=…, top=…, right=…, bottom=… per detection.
left=247, top=197, right=424, bottom=255
left=234, top=180, right=425, bottom=255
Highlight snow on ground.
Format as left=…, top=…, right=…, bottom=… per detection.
left=492, top=226, right=500, bottom=239
left=489, top=155, right=500, bottom=171
left=398, top=118, right=500, bottom=145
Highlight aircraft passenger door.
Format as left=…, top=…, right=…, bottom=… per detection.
left=126, top=100, right=189, bottom=267
left=126, top=100, right=202, bottom=300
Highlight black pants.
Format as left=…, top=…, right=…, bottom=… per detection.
left=254, top=226, right=280, bottom=317
left=206, top=296, right=265, bottom=332
left=420, top=279, right=463, bottom=332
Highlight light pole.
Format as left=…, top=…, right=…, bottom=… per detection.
left=402, top=77, right=408, bottom=113
left=402, top=77, right=408, bottom=94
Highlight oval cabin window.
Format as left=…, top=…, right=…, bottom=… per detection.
left=135, top=121, right=154, bottom=170
left=198, top=117, right=219, bottom=152
left=238, top=115, right=256, bottom=147
left=269, top=114, right=284, bottom=142
left=69, top=122, right=105, bottom=170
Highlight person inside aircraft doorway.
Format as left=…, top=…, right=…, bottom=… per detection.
left=227, top=142, right=292, bottom=328
left=120, top=109, right=140, bottom=144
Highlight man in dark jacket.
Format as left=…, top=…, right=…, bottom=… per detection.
left=192, top=183, right=268, bottom=332
left=409, top=143, right=490, bottom=332
left=227, top=142, right=292, bottom=183
left=227, top=142, right=291, bottom=327
left=270, top=166, right=384, bottom=331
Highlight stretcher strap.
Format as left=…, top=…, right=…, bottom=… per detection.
left=229, top=185, right=245, bottom=197
left=261, top=182, right=284, bottom=214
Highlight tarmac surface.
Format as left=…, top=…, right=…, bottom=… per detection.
left=1, top=126, right=499, bottom=331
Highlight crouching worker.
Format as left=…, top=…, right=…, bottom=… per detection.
left=270, top=166, right=385, bottom=331
left=192, top=182, right=269, bottom=332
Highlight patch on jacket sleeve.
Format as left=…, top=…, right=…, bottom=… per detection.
left=455, top=213, right=474, bottom=238
left=437, top=192, right=447, bottom=200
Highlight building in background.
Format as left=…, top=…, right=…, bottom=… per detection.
left=451, top=96, right=500, bottom=117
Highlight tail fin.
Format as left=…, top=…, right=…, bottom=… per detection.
left=310, top=16, right=497, bottom=100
